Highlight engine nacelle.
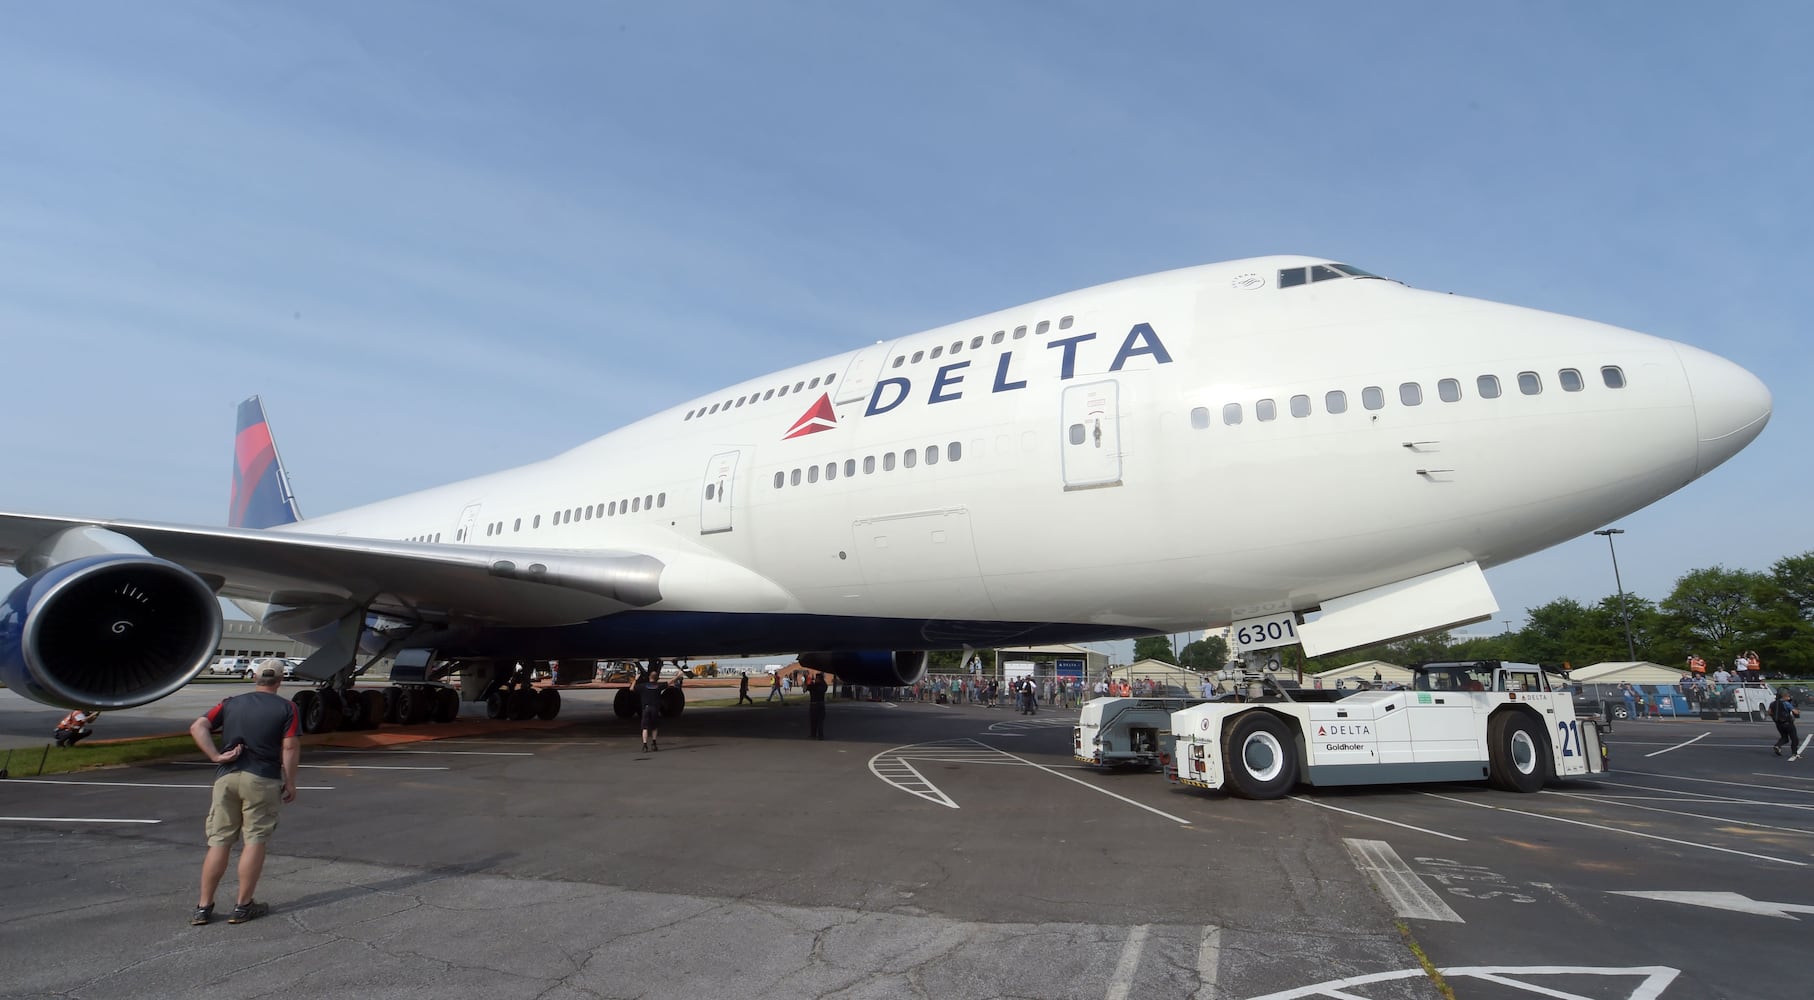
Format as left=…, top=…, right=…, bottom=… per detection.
left=0, top=554, right=223, bottom=710
left=797, top=650, right=928, bottom=688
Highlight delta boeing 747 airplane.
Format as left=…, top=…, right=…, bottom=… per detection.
left=0, top=256, right=1772, bottom=731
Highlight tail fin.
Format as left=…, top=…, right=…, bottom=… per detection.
left=230, top=395, right=302, bottom=529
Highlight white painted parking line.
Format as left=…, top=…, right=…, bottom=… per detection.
left=1542, top=789, right=1814, bottom=839
left=1192, top=925, right=1220, bottom=1000
left=2, top=778, right=336, bottom=790
left=1643, top=732, right=1709, bottom=758
left=1293, top=796, right=1467, bottom=841
left=1343, top=838, right=1464, bottom=922
left=1801, top=735, right=1812, bottom=757
left=0, top=817, right=161, bottom=824
left=1595, top=773, right=1814, bottom=806
left=985, top=744, right=1193, bottom=825
left=1422, top=793, right=1807, bottom=866
left=1246, top=965, right=1680, bottom=1000
left=1104, top=924, right=1149, bottom=1000
left=1753, top=772, right=1814, bottom=782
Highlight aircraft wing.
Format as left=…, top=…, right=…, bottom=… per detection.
left=0, top=510, right=787, bottom=629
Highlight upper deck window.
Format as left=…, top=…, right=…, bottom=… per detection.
left=1278, top=262, right=1388, bottom=288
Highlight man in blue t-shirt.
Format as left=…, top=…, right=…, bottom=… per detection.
left=639, top=663, right=665, bottom=752
left=188, top=661, right=300, bottom=926
left=1768, top=689, right=1802, bottom=761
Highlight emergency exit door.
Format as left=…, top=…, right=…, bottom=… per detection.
left=700, top=450, right=742, bottom=534
left=1061, top=380, right=1122, bottom=490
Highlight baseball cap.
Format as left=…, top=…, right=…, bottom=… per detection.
left=254, top=660, right=283, bottom=683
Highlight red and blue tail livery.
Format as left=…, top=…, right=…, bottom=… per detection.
left=229, top=395, right=301, bottom=529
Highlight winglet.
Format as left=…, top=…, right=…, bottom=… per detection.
left=230, top=396, right=302, bottom=529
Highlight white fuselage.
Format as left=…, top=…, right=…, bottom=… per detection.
left=265, top=255, right=1771, bottom=653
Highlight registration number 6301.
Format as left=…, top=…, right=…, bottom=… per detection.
left=1232, top=613, right=1300, bottom=654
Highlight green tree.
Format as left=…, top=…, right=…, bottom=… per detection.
left=1178, top=636, right=1228, bottom=671
left=1661, top=566, right=1767, bottom=656
left=1133, top=635, right=1178, bottom=664
left=1768, top=553, right=1814, bottom=621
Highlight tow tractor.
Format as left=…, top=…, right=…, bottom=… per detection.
left=1170, top=660, right=1607, bottom=799
left=1074, top=696, right=1210, bottom=770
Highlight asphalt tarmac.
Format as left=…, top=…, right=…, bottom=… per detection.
left=1, top=689, right=1810, bottom=999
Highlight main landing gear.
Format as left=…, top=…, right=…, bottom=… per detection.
left=292, top=683, right=462, bottom=734
left=611, top=659, right=687, bottom=720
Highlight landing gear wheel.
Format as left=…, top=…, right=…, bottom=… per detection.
left=535, top=687, right=561, bottom=721
left=292, top=690, right=322, bottom=733
left=361, top=690, right=389, bottom=730
left=432, top=686, right=460, bottom=723
left=613, top=687, right=637, bottom=720
left=338, top=689, right=368, bottom=730
left=383, top=686, right=404, bottom=724
left=485, top=690, right=508, bottom=720
left=396, top=686, right=431, bottom=726
left=312, top=689, right=346, bottom=733
left=1488, top=713, right=1548, bottom=793
left=508, top=688, right=536, bottom=721
left=659, top=686, right=685, bottom=719
left=1221, top=712, right=1298, bottom=799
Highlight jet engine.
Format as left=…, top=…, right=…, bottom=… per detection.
left=0, top=553, right=223, bottom=710
left=797, top=650, right=928, bottom=687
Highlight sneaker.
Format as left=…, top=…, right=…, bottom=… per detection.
left=1775, top=746, right=1783, bottom=756
left=1792, top=755, right=1802, bottom=762
left=227, top=901, right=269, bottom=924
left=190, top=904, right=213, bottom=926
left=651, top=742, right=660, bottom=752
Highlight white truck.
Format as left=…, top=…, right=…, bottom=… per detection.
left=1170, top=661, right=1606, bottom=799
left=1074, top=696, right=1210, bottom=769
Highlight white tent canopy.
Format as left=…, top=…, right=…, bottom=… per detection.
left=1312, top=660, right=1414, bottom=686
left=1570, top=661, right=1689, bottom=684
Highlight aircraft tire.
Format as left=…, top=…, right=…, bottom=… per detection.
left=508, top=688, right=537, bottom=721
left=383, top=686, right=404, bottom=724
left=485, top=690, right=508, bottom=720
left=362, top=689, right=390, bottom=729
left=659, top=686, right=685, bottom=718
left=395, top=686, right=429, bottom=726
left=433, top=686, right=460, bottom=723
left=535, top=687, right=561, bottom=721
left=312, top=689, right=346, bottom=734
left=613, top=686, right=636, bottom=720
left=292, top=690, right=322, bottom=733
left=339, top=689, right=368, bottom=730
left=1488, top=712, right=1547, bottom=793
left=1221, top=712, right=1298, bottom=800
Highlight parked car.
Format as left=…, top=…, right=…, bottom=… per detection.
left=281, top=658, right=302, bottom=680
left=208, top=657, right=253, bottom=677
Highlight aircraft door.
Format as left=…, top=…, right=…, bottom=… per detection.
left=454, top=502, right=482, bottom=544
left=1061, top=380, right=1122, bottom=490
left=700, top=450, right=742, bottom=535
left=834, top=340, right=896, bottom=406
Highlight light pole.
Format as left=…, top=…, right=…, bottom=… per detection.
left=1594, top=528, right=1637, bottom=662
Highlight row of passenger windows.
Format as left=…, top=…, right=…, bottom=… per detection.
left=683, top=372, right=838, bottom=422
left=417, top=491, right=672, bottom=543
left=1189, top=366, right=1626, bottom=428
left=890, top=315, right=1075, bottom=369
left=772, top=441, right=964, bottom=489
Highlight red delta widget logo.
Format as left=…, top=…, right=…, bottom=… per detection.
left=783, top=394, right=838, bottom=440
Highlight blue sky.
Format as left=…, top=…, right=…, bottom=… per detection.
left=1, top=2, right=1807, bottom=656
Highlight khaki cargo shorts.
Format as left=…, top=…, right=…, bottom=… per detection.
left=205, top=771, right=283, bottom=846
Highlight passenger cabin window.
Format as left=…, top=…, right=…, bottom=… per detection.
left=1362, top=386, right=1384, bottom=410
left=1559, top=368, right=1583, bottom=392
left=1256, top=398, right=1277, bottom=421
left=1059, top=315, right=1074, bottom=330
left=903, top=449, right=917, bottom=468
left=773, top=472, right=784, bottom=489
left=1438, top=378, right=1461, bottom=402
left=1190, top=406, right=1210, bottom=429
left=1013, top=325, right=1028, bottom=339
left=825, top=462, right=837, bottom=480
left=1290, top=394, right=1310, bottom=418
left=948, top=440, right=962, bottom=460
left=790, top=469, right=801, bottom=486
left=807, top=466, right=818, bottom=484
left=864, top=456, right=876, bottom=474
left=970, top=336, right=983, bottom=349
left=892, top=356, right=904, bottom=368
left=925, top=445, right=939, bottom=465
left=991, top=331, right=1005, bottom=344
left=1518, top=371, right=1542, bottom=395
left=1222, top=403, right=1243, bottom=425
left=1326, top=390, right=1348, bottom=414
left=1069, top=423, right=1086, bottom=444
left=911, top=351, right=924, bottom=363
left=930, top=346, right=943, bottom=359
left=1036, top=320, right=1050, bottom=335
left=1399, top=382, right=1422, bottom=406
left=883, top=453, right=896, bottom=471
left=1602, top=366, right=1626, bottom=389
left=1478, top=374, right=1501, bottom=399
left=843, top=459, right=855, bottom=477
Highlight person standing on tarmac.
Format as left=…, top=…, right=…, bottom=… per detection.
left=639, top=663, right=664, bottom=752
left=1768, top=689, right=1801, bottom=761
left=738, top=672, right=754, bottom=705
left=807, top=672, right=829, bottom=739
left=189, top=661, right=299, bottom=926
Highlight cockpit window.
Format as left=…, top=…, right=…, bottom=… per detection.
left=1279, top=262, right=1388, bottom=288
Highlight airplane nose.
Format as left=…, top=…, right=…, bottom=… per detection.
left=1676, top=343, right=1772, bottom=476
